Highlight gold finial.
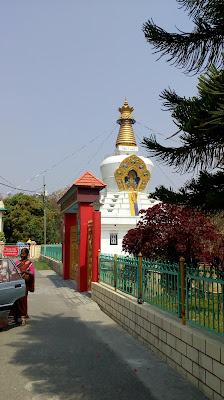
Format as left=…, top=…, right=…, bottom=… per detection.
left=116, top=98, right=137, bottom=147
left=118, top=98, right=134, bottom=118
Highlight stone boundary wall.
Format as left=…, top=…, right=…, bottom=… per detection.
left=40, top=255, right=63, bottom=276
left=92, top=282, right=224, bottom=400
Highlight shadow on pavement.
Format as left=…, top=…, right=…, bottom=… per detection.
left=7, top=313, right=154, bottom=400
left=47, top=273, right=92, bottom=300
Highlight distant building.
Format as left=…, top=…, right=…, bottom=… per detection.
left=0, top=200, right=6, bottom=233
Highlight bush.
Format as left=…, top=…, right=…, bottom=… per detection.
left=122, top=203, right=224, bottom=267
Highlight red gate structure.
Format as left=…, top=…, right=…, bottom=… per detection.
left=58, top=171, right=106, bottom=292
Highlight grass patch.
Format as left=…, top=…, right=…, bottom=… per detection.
left=187, top=293, right=223, bottom=335
left=145, top=289, right=224, bottom=335
left=33, top=259, right=52, bottom=270
left=144, top=291, right=179, bottom=315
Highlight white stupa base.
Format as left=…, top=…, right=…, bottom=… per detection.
left=100, top=191, right=160, bottom=255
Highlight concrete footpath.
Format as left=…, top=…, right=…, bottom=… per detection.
left=0, top=270, right=209, bottom=400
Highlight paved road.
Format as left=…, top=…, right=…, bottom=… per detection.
left=0, top=270, right=208, bottom=400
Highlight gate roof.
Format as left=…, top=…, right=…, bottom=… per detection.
left=57, top=171, right=106, bottom=213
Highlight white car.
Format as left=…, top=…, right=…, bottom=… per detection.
left=0, top=258, right=26, bottom=323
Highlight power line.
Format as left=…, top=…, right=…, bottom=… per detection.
left=0, top=175, right=16, bottom=187
left=3, top=123, right=115, bottom=196
left=0, top=182, right=42, bottom=193
left=152, top=161, right=179, bottom=190
left=69, top=125, right=117, bottom=186
left=50, top=124, right=117, bottom=192
left=136, top=121, right=179, bottom=143
left=135, top=131, right=179, bottom=189
left=2, top=120, right=179, bottom=196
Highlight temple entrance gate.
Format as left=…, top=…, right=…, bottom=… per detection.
left=58, top=170, right=106, bottom=291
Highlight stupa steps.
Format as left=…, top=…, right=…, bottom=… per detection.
left=100, top=192, right=158, bottom=215
left=101, top=192, right=152, bottom=200
left=102, top=209, right=131, bottom=216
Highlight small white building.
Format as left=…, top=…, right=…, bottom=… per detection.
left=0, top=200, right=6, bottom=233
left=100, top=99, right=160, bottom=254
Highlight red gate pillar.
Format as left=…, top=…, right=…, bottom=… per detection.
left=78, top=203, right=93, bottom=292
left=92, top=210, right=101, bottom=282
left=63, top=213, right=76, bottom=280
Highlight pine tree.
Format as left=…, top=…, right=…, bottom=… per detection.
left=143, top=0, right=224, bottom=74
left=151, top=171, right=224, bottom=212
left=142, top=0, right=224, bottom=172
left=142, top=57, right=224, bottom=171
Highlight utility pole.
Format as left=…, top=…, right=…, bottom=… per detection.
left=43, top=176, right=47, bottom=245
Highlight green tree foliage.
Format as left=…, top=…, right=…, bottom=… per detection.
left=151, top=171, right=224, bottom=213
left=143, top=61, right=224, bottom=172
left=4, top=193, right=63, bottom=244
left=0, top=232, right=6, bottom=243
left=45, top=192, right=64, bottom=243
left=143, top=0, right=224, bottom=74
left=122, top=203, right=224, bottom=267
left=142, top=1, right=224, bottom=172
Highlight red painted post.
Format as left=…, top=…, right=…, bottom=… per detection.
left=78, top=203, right=94, bottom=292
left=63, top=213, right=76, bottom=280
left=92, top=210, right=101, bottom=282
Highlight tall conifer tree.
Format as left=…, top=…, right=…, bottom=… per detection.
left=143, top=0, right=224, bottom=74
left=142, top=0, right=224, bottom=172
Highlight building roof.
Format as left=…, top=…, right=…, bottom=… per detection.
left=57, top=171, right=106, bottom=204
left=73, top=171, right=106, bottom=188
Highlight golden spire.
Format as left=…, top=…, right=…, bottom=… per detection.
left=116, top=98, right=137, bottom=147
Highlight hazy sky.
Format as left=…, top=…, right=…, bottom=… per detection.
left=1, top=0, right=199, bottom=198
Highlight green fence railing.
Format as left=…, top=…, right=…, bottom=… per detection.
left=99, top=252, right=224, bottom=336
left=117, top=255, right=139, bottom=298
left=142, top=258, right=181, bottom=317
left=41, top=244, right=62, bottom=262
left=186, top=263, right=224, bottom=336
left=99, top=253, right=181, bottom=316
left=99, top=253, right=114, bottom=287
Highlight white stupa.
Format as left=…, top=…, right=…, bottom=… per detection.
left=100, top=98, right=160, bottom=254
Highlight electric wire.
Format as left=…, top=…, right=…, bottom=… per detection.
left=3, top=120, right=180, bottom=196
left=49, top=124, right=117, bottom=192
left=135, top=130, right=179, bottom=189
left=3, top=123, right=116, bottom=196
left=136, top=120, right=179, bottom=143
left=0, top=175, right=16, bottom=187
left=0, top=182, right=43, bottom=193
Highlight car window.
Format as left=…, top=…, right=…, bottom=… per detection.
left=0, top=259, right=21, bottom=282
left=8, top=259, right=21, bottom=281
left=0, top=260, right=10, bottom=282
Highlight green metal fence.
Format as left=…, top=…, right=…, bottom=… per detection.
left=116, top=255, right=139, bottom=298
left=186, top=263, right=224, bottom=336
left=99, top=253, right=181, bottom=314
left=142, top=258, right=181, bottom=317
left=99, top=253, right=224, bottom=336
left=41, top=244, right=62, bottom=262
left=99, top=253, right=114, bottom=287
